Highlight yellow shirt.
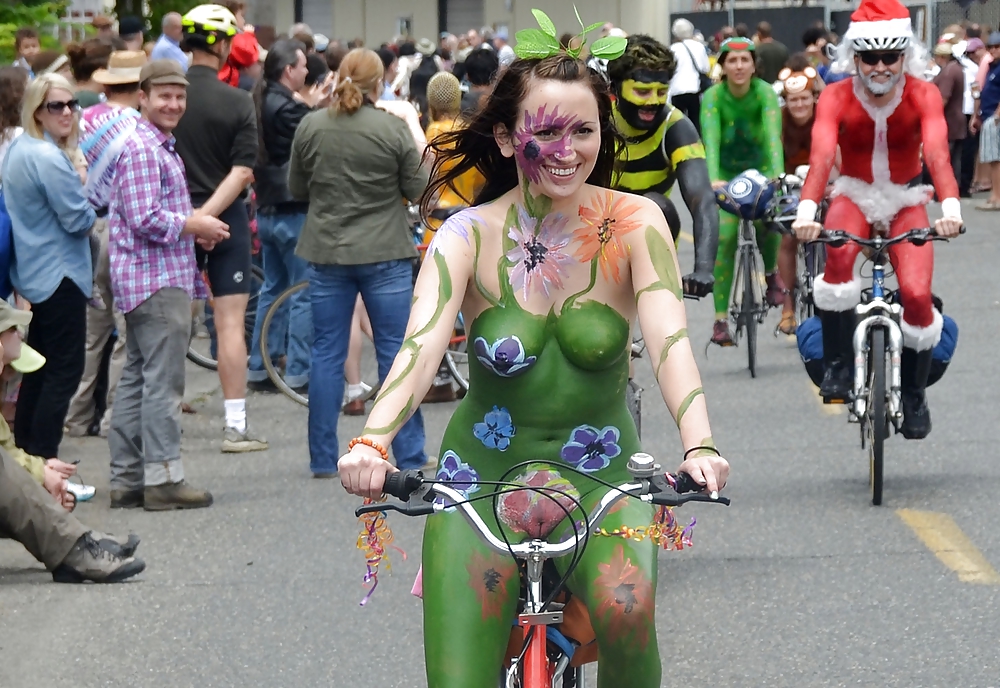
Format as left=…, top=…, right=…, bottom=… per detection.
left=425, top=118, right=485, bottom=221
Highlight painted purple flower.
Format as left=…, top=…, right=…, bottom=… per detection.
left=513, top=105, right=579, bottom=183
left=560, top=424, right=622, bottom=472
left=474, top=335, right=536, bottom=377
left=506, top=206, right=574, bottom=299
left=427, top=208, right=474, bottom=258
left=434, top=450, right=480, bottom=508
left=473, top=406, right=515, bottom=451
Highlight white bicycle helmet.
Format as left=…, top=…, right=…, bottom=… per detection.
left=851, top=35, right=909, bottom=52
left=182, top=4, right=239, bottom=45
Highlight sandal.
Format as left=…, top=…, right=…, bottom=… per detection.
left=776, top=313, right=797, bottom=336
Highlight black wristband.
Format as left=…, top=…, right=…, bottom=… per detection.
left=684, top=445, right=721, bottom=460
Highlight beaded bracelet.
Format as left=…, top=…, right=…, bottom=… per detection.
left=349, top=437, right=389, bottom=461
left=683, top=445, right=721, bottom=460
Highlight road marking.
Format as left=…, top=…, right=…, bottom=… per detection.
left=679, top=231, right=693, bottom=244
left=897, top=509, right=1000, bottom=585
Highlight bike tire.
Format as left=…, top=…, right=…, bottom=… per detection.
left=261, top=281, right=309, bottom=407
left=187, top=264, right=265, bottom=370
left=868, top=327, right=886, bottom=506
left=443, top=314, right=470, bottom=391
left=742, top=249, right=758, bottom=378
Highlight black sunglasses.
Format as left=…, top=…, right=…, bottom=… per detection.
left=42, top=99, right=81, bottom=114
left=858, top=51, right=903, bottom=66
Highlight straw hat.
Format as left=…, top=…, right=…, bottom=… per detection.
left=92, top=51, right=148, bottom=85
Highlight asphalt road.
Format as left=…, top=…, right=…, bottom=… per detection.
left=2, top=197, right=999, bottom=688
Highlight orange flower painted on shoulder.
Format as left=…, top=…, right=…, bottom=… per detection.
left=573, top=191, right=645, bottom=284
left=594, top=544, right=654, bottom=649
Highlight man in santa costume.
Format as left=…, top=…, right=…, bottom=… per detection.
left=793, top=0, right=963, bottom=439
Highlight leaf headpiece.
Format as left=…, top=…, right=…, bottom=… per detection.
left=513, top=7, right=628, bottom=62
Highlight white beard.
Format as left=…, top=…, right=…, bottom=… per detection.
left=861, top=69, right=902, bottom=96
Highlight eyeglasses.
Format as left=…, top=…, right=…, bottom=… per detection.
left=42, top=100, right=81, bottom=115
left=858, top=51, right=903, bottom=66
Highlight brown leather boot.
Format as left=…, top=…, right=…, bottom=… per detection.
left=144, top=481, right=214, bottom=511
left=342, top=399, right=365, bottom=415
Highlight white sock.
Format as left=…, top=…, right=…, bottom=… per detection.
left=225, top=399, right=247, bottom=433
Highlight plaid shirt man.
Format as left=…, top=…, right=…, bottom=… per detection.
left=108, top=117, right=206, bottom=313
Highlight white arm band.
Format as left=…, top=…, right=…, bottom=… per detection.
left=940, top=197, right=962, bottom=222
left=796, top=199, right=819, bottom=223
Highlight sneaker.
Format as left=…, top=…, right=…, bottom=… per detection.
left=222, top=426, right=269, bottom=453
left=247, top=377, right=279, bottom=393
left=90, top=531, right=141, bottom=558
left=144, top=480, right=214, bottom=511
left=110, top=489, right=144, bottom=509
left=344, top=382, right=372, bottom=403
left=65, top=481, right=96, bottom=502
left=765, top=273, right=787, bottom=308
left=51, top=532, right=146, bottom=583
left=710, top=320, right=735, bottom=347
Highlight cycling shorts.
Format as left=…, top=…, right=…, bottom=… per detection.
left=195, top=199, right=253, bottom=297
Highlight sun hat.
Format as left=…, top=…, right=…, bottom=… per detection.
left=0, top=302, right=45, bottom=374
left=416, top=38, right=436, bottom=56
left=92, top=50, right=147, bottom=85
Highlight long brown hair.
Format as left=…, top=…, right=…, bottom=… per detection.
left=420, top=54, right=623, bottom=220
left=331, top=48, right=383, bottom=115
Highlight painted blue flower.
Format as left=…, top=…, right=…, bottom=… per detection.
left=434, top=450, right=480, bottom=507
left=473, top=406, right=516, bottom=451
left=559, top=424, right=622, bottom=472
left=474, top=335, right=537, bottom=377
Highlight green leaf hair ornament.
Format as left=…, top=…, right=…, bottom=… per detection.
left=513, top=7, right=627, bottom=61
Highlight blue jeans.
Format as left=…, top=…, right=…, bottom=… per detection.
left=307, top=260, right=427, bottom=474
left=248, top=212, right=311, bottom=388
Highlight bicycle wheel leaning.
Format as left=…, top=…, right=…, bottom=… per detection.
left=187, top=264, right=265, bottom=370
left=867, top=326, right=886, bottom=506
left=261, top=280, right=309, bottom=406
left=443, top=314, right=469, bottom=391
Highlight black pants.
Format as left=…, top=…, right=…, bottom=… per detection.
left=960, top=116, right=980, bottom=196
left=672, top=92, right=702, bottom=133
left=15, top=278, right=87, bottom=458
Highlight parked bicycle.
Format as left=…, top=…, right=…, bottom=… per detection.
left=810, top=227, right=960, bottom=505
left=360, top=452, right=729, bottom=687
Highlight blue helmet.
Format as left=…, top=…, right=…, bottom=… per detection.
left=715, top=169, right=776, bottom=221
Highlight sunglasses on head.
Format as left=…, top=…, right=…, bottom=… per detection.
left=42, top=99, right=80, bottom=115
left=858, top=51, right=903, bottom=66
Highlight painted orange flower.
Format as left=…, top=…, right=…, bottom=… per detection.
left=466, top=550, right=517, bottom=621
left=594, top=544, right=653, bottom=649
left=573, top=191, right=645, bottom=284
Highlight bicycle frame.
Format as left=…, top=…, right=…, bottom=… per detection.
left=850, top=256, right=903, bottom=424
left=730, top=219, right=766, bottom=324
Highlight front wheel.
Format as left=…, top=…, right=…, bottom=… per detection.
left=741, top=249, right=758, bottom=378
left=867, top=327, right=886, bottom=506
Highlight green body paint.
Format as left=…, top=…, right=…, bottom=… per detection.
left=654, top=328, right=688, bottom=379
left=675, top=387, right=704, bottom=426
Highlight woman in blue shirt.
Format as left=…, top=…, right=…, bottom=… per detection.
left=1, top=74, right=95, bottom=459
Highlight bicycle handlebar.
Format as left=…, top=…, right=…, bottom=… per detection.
left=355, top=454, right=729, bottom=560
left=812, top=226, right=965, bottom=250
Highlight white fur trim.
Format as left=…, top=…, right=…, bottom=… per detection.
left=796, top=199, right=819, bottom=222
left=844, top=18, right=913, bottom=42
left=900, top=307, right=943, bottom=351
left=940, top=197, right=962, bottom=222
left=813, top=275, right=863, bottom=312
left=852, top=75, right=906, bottom=184
left=831, top=176, right=933, bottom=226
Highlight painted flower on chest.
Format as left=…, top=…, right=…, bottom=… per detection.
left=560, top=424, right=622, bottom=472
left=506, top=205, right=574, bottom=299
left=473, top=405, right=516, bottom=450
left=473, top=334, right=536, bottom=377
left=434, top=450, right=480, bottom=507
left=573, top=191, right=645, bottom=284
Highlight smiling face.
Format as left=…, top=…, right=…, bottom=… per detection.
left=140, top=83, right=187, bottom=133
left=721, top=50, right=755, bottom=87
left=855, top=51, right=904, bottom=96
left=502, top=78, right=601, bottom=201
left=35, top=87, right=77, bottom=142
left=785, top=90, right=815, bottom=124
left=616, top=68, right=670, bottom=130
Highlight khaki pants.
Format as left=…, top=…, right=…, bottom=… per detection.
left=0, top=448, right=87, bottom=568
left=65, top=218, right=127, bottom=437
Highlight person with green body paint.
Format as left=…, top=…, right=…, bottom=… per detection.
left=336, top=44, right=730, bottom=688
left=701, top=36, right=786, bottom=346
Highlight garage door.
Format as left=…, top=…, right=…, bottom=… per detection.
left=446, top=0, right=483, bottom=34
left=302, top=0, right=333, bottom=36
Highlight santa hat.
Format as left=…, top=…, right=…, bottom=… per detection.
left=843, top=0, right=913, bottom=49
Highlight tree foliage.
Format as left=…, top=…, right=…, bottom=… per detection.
left=0, top=1, right=67, bottom=61
left=115, top=0, right=200, bottom=42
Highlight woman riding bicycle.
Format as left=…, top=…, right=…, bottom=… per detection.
left=701, top=37, right=785, bottom=346
left=337, top=27, right=729, bottom=688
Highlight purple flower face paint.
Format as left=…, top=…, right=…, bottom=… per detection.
left=512, top=105, right=584, bottom=184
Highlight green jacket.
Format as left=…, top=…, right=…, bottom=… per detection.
left=289, top=102, right=429, bottom=265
